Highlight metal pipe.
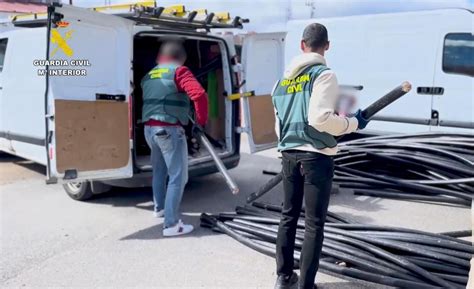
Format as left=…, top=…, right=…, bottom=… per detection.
left=188, top=117, right=239, bottom=194
left=198, top=132, right=239, bottom=194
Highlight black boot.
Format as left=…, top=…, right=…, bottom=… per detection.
left=274, top=272, right=298, bottom=289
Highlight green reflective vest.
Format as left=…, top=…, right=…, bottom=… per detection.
left=141, top=64, right=190, bottom=125
left=272, top=65, right=337, bottom=151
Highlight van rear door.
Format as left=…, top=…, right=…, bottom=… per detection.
left=46, top=4, right=134, bottom=181
left=241, top=32, right=285, bottom=153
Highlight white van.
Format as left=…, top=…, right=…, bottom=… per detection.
left=0, top=4, right=278, bottom=200
left=283, top=8, right=474, bottom=134
left=233, top=9, right=473, bottom=164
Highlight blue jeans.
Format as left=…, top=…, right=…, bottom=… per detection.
left=144, top=125, right=188, bottom=228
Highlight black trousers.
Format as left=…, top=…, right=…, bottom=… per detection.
left=276, top=150, right=334, bottom=289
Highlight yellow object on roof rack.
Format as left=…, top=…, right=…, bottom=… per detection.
left=215, top=12, right=231, bottom=23
left=193, top=9, right=208, bottom=16
left=10, top=1, right=248, bottom=30
left=10, top=1, right=155, bottom=21
left=92, top=1, right=155, bottom=12
left=162, top=5, right=186, bottom=17
left=11, top=2, right=212, bottom=21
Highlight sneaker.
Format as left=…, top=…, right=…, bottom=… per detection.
left=153, top=210, right=164, bottom=218
left=163, top=220, right=194, bottom=237
left=274, top=272, right=298, bottom=289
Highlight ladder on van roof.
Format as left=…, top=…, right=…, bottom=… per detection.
left=11, top=2, right=248, bottom=30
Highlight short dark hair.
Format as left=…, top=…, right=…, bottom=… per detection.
left=302, top=23, right=328, bottom=51
left=159, top=41, right=187, bottom=61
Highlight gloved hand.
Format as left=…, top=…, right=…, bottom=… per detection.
left=354, top=109, right=370, bottom=130
left=187, top=124, right=202, bottom=157
left=192, top=123, right=204, bottom=135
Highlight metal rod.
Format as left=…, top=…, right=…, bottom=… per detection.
left=197, top=129, right=239, bottom=195
left=188, top=116, right=239, bottom=194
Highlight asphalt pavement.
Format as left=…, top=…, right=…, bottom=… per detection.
left=0, top=139, right=471, bottom=288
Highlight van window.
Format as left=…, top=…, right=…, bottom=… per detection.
left=0, top=38, right=7, bottom=72
left=442, top=33, right=474, bottom=77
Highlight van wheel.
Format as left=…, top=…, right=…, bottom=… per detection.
left=63, top=181, right=94, bottom=201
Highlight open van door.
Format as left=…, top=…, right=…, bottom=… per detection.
left=241, top=32, right=285, bottom=153
left=46, top=4, right=134, bottom=181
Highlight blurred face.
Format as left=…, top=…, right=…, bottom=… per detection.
left=155, top=54, right=187, bottom=65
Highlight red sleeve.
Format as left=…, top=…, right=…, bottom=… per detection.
left=175, top=66, right=208, bottom=126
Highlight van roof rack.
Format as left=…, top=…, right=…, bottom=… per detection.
left=11, top=2, right=248, bottom=30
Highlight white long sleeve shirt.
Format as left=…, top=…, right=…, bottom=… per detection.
left=274, top=52, right=358, bottom=155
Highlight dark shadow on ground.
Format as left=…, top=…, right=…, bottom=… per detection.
left=91, top=153, right=381, bottom=226
left=12, top=160, right=46, bottom=175
left=93, top=153, right=282, bottom=241
left=2, top=150, right=381, bottom=226
left=105, top=152, right=385, bottom=245
left=0, top=152, right=22, bottom=162
left=119, top=214, right=211, bottom=240
left=90, top=153, right=281, bottom=214
left=91, top=187, right=152, bottom=209
left=0, top=153, right=46, bottom=175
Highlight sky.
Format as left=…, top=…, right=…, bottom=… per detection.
left=69, top=0, right=474, bottom=32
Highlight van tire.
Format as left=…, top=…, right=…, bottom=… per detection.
left=63, top=181, right=94, bottom=201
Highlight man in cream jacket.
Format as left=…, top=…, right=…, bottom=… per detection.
left=272, top=23, right=369, bottom=289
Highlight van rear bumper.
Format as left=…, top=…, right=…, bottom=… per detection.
left=99, top=153, right=240, bottom=188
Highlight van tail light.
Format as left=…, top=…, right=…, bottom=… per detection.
left=128, top=95, right=133, bottom=140
left=49, top=146, right=54, bottom=160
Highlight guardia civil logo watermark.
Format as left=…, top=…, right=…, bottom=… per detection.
left=34, top=59, right=91, bottom=76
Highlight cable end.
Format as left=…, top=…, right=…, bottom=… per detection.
left=401, top=81, right=412, bottom=93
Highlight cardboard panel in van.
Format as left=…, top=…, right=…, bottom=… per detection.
left=248, top=94, right=277, bottom=145
left=55, top=100, right=129, bottom=173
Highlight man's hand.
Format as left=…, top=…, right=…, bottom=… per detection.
left=192, top=123, right=204, bottom=135
left=354, top=109, right=370, bottom=130
left=186, top=123, right=202, bottom=157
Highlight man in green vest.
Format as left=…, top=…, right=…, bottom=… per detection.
left=142, top=41, right=208, bottom=237
left=272, top=23, right=369, bottom=289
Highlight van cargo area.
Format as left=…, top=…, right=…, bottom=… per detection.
left=132, top=34, right=233, bottom=171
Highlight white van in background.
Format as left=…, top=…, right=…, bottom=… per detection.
left=237, top=9, right=473, bottom=159
left=283, top=8, right=473, bottom=134
left=0, top=4, right=260, bottom=200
